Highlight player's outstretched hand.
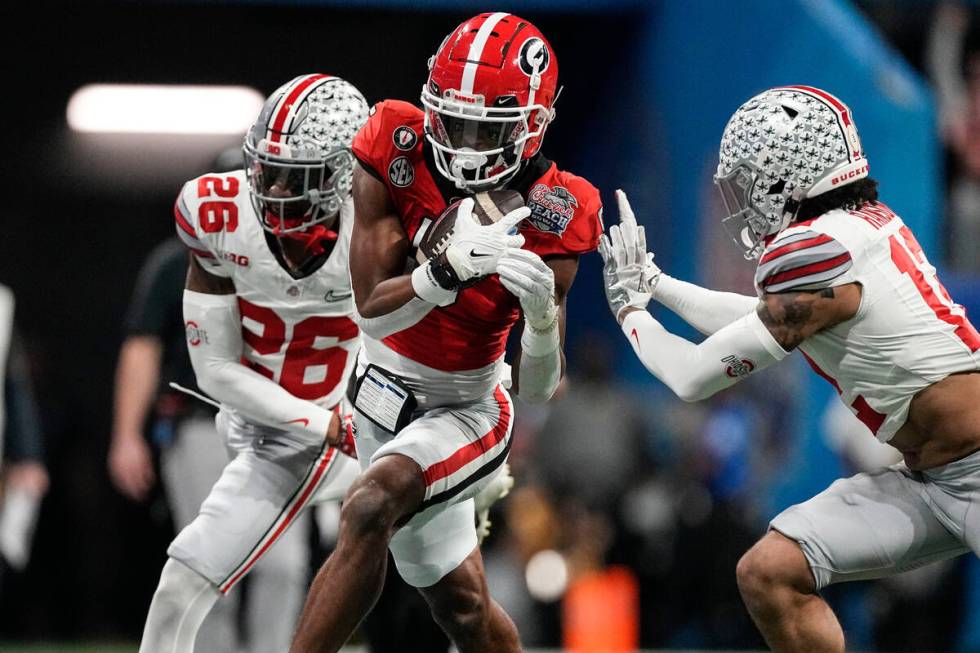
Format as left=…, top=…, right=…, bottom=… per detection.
left=445, top=198, right=529, bottom=282
left=599, top=189, right=659, bottom=323
left=497, top=248, right=557, bottom=331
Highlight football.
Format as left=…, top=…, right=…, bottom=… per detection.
left=414, top=189, right=526, bottom=266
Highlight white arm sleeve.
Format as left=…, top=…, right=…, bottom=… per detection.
left=515, top=320, right=561, bottom=404
left=652, top=275, right=759, bottom=336
left=622, top=308, right=787, bottom=402
left=183, top=290, right=334, bottom=445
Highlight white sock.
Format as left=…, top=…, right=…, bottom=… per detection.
left=139, top=558, right=220, bottom=653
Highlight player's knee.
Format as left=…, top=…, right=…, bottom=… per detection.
left=737, top=533, right=813, bottom=609
left=339, top=482, right=401, bottom=540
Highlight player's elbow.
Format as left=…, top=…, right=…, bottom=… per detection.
left=671, top=378, right=712, bottom=403
left=192, top=362, right=231, bottom=403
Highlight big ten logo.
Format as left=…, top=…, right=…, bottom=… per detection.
left=218, top=250, right=250, bottom=267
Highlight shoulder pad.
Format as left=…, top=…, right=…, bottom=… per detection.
left=756, top=229, right=853, bottom=294
left=351, top=100, right=424, bottom=182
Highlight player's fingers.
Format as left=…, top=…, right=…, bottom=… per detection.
left=503, top=247, right=547, bottom=271
left=501, top=250, right=550, bottom=281
left=598, top=234, right=612, bottom=264
left=620, top=218, right=638, bottom=264
left=498, top=259, right=537, bottom=290
left=637, top=225, right=648, bottom=258
left=615, top=189, right=636, bottom=226
left=497, top=266, right=532, bottom=298
left=457, top=197, right=475, bottom=221
left=503, top=233, right=526, bottom=249
left=496, top=206, right=531, bottom=233
left=609, top=225, right=629, bottom=268
left=500, top=259, right=551, bottom=293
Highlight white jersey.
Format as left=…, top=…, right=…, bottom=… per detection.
left=755, top=203, right=980, bottom=442
left=174, top=169, right=360, bottom=421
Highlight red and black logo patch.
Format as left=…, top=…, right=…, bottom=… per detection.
left=722, top=354, right=755, bottom=378
left=392, top=126, right=418, bottom=151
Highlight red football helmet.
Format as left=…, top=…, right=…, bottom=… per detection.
left=421, top=13, right=560, bottom=190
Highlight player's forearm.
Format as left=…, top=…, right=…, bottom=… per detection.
left=652, top=275, right=759, bottom=335
left=183, top=290, right=333, bottom=444
left=197, top=359, right=334, bottom=443
left=514, top=322, right=562, bottom=404
left=622, top=309, right=787, bottom=402
left=353, top=274, right=419, bottom=318
left=112, top=337, right=162, bottom=441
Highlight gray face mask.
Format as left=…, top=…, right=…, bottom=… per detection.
left=714, top=163, right=781, bottom=260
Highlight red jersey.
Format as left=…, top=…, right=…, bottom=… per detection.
left=352, top=99, right=601, bottom=378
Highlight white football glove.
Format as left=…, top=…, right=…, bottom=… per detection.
left=497, top=248, right=557, bottom=331
left=445, top=198, right=529, bottom=282
left=599, top=190, right=659, bottom=322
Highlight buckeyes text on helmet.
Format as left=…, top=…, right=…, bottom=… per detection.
left=421, top=13, right=560, bottom=190
left=714, top=85, right=870, bottom=259
left=243, top=74, right=370, bottom=235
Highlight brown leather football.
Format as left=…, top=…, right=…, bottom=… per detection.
left=414, top=190, right=526, bottom=266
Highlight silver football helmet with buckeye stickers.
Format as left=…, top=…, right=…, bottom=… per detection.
left=714, top=85, right=870, bottom=259
left=244, top=74, right=369, bottom=234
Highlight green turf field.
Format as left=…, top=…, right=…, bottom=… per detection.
left=0, top=646, right=137, bottom=653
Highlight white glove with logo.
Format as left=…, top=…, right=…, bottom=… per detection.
left=599, top=190, right=660, bottom=323
left=445, top=198, right=529, bottom=282
left=497, top=248, right=557, bottom=332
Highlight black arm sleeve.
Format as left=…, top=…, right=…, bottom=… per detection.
left=123, top=238, right=188, bottom=338
left=4, top=330, right=43, bottom=463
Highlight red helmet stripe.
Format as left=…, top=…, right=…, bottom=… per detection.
left=778, top=85, right=860, bottom=161
left=781, top=85, right=851, bottom=126
left=268, top=74, right=329, bottom=143
left=460, top=12, right=510, bottom=95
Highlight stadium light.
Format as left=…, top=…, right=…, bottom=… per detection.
left=67, top=84, right=265, bottom=135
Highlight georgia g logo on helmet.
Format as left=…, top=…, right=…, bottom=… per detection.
left=518, top=38, right=550, bottom=77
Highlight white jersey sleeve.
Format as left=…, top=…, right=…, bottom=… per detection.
left=173, top=174, right=243, bottom=278
left=755, top=229, right=855, bottom=294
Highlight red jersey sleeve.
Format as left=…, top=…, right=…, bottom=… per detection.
left=351, top=102, right=387, bottom=181
left=521, top=167, right=603, bottom=258
left=351, top=100, right=423, bottom=184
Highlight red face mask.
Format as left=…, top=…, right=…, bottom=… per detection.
left=265, top=212, right=338, bottom=256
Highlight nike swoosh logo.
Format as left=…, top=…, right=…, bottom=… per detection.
left=630, top=328, right=640, bottom=352
left=325, top=289, right=353, bottom=302
left=283, top=418, right=310, bottom=427
left=469, top=249, right=494, bottom=258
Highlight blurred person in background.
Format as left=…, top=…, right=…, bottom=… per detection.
left=109, top=146, right=326, bottom=653
left=0, top=284, right=48, bottom=590
left=602, top=85, right=980, bottom=652
left=531, top=336, right=647, bottom=513
left=927, top=1, right=980, bottom=273
left=136, top=74, right=367, bottom=653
